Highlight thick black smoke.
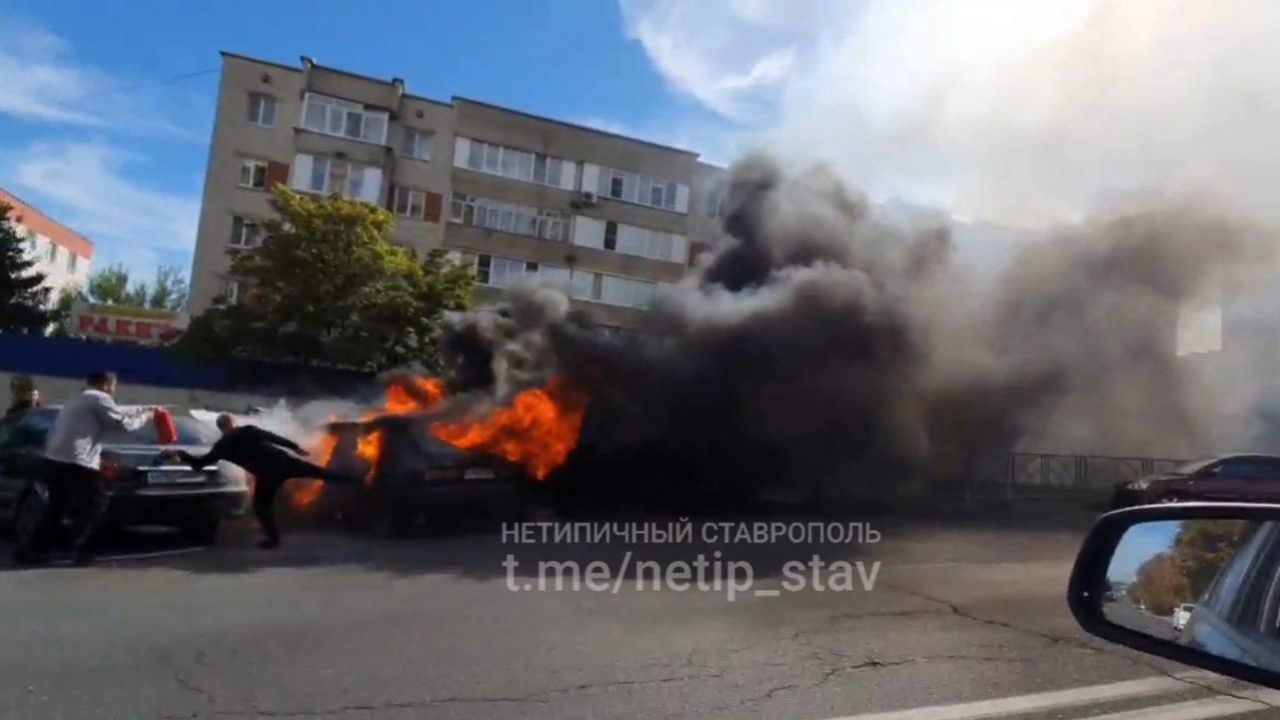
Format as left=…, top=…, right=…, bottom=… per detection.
left=445, top=154, right=1266, bottom=508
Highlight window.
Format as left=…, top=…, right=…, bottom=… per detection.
left=239, top=159, right=268, bottom=189
left=401, top=128, right=432, bottom=160
left=707, top=190, right=725, bottom=218
left=48, top=243, right=58, bottom=263
left=568, top=270, right=655, bottom=309
left=248, top=93, right=276, bottom=126
left=604, top=221, right=618, bottom=251
left=67, top=252, right=77, bottom=273
left=599, top=167, right=684, bottom=211
left=299, top=92, right=389, bottom=144
left=230, top=216, right=261, bottom=248
left=462, top=138, right=566, bottom=187
left=292, top=153, right=382, bottom=203
left=449, top=193, right=570, bottom=242
left=474, top=254, right=571, bottom=289
left=225, top=280, right=242, bottom=304
left=394, top=187, right=426, bottom=219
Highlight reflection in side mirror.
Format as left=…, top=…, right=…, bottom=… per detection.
left=1070, top=504, right=1280, bottom=689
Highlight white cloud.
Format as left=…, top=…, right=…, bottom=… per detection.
left=619, top=0, right=839, bottom=121
left=0, top=18, right=208, bottom=139
left=623, top=0, right=1280, bottom=226
left=5, top=140, right=200, bottom=278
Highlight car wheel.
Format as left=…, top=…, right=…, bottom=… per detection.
left=11, top=490, right=50, bottom=565
left=181, top=515, right=221, bottom=544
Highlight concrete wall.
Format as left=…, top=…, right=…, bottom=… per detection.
left=190, top=54, right=307, bottom=314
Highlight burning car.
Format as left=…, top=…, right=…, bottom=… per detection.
left=309, top=414, right=525, bottom=536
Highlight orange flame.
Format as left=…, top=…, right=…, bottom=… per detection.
left=290, top=374, right=585, bottom=505
left=355, top=429, right=385, bottom=486
left=289, top=417, right=340, bottom=509
left=431, top=378, right=587, bottom=481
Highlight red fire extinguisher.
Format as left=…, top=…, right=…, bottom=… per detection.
left=154, top=407, right=178, bottom=445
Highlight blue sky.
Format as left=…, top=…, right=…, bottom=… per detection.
left=1109, top=521, right=1181, bottom=584
left=0, top=0, right=735, bottom=283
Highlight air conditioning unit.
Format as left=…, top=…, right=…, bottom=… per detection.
left=579, top=191, right=598, bottom=205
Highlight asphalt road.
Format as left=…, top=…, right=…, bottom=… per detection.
left=0, top=509, right=1277, bottom=720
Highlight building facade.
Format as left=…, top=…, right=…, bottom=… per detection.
left=0, top=187, right=94, bottom=302
left=189, top=52, right=727, bottom=328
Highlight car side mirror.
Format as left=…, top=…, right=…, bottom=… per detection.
left=1069, top=503, right=1280, bottom=689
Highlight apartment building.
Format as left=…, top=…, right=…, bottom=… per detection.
left=0, top=187, right=94, bottom=302
left=189, top=52, right=727, bottom=328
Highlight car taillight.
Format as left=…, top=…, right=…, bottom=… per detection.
left=100, top=455, right=131, bottom=483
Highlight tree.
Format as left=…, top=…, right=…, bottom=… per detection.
left=177, top=187, right=474, bottom=371
left=147, top=265, right=189, bottom=312
left=0, top=201, right=52, bottom=334
left=1170, top=520, right=1254, bottom=601
left=80, top=263, right=189, bottom=311
left=1131, top=551, right=1190, bottom=616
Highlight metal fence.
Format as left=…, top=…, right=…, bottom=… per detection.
left=1000, top=452, right=1187, bottom=498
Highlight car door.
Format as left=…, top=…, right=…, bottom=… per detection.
left=1198, top=458, right=1265, bottom=501
left=1248, top=457, right=1280, bottom=503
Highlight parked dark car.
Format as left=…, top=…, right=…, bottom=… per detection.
left=1178, top=520, right=1280, bottom=672
left=1111, top=455, right=1280, bottom=509
left=0, top=407, right=249, bottom=544
left=316, top=415, right=528, bottom=536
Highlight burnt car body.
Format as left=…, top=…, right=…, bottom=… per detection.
left=317, top=415, right=526, bottom=535
left=0, top=407, right=249, bottom=543
left=1111, top=455, right=1280, bottom=509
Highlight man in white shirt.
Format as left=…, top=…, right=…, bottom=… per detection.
left=35, top=371, right=155, bottom=562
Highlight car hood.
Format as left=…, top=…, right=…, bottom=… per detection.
left=1117, top=473, right=1184, bottom=490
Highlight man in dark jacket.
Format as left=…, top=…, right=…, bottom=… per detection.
left=163, top=414, right=353, bottom=549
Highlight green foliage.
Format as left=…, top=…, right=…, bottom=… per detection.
left=177, top=187, right=474, bottom=371
left=1127, top=519, right=1255, bottom=616
left=1172, top=519, right=1253, bottom=600
left=83, top=263, right=189, bottom=311
left=0, top=201, right=52, bottom=334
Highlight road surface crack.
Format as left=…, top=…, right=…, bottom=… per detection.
left=216, top=671, right=726, bottom=717
left=882, top=584, right=1280, bottom=709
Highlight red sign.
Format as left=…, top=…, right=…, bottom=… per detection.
left=77, top=314, right=180, bottom=341
left=71, top=303, right=188, bottom=345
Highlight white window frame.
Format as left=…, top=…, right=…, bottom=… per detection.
left=67, top=252, right=77, bottom=273
left=225, top=279, right=242, bottom=304
left=293, top=153, right=382, bottom=204
left=299, top=92, right=388, bottom=145
left=449, top=193, right=569, bottom=242
left=463, top=138, right=565, bottom=188
left=393, top=187, right=426, bottom=219
left=238, top=159, right=268, bottom=189
left=601, top=167, right=682, bottom=211
left=401, top=128, right=432, bottom=161
left=229, top=216, right=262, bottom=248
left=248, top=93, right=277, bottom=127
left=48, top=243, right=58, bottom=263
left=474, top=254, right=571, bottom=289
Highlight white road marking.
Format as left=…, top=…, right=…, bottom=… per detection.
left=824, top=672, right=1219, bottom=720
left=1086, top=689, right=1280, bottom=719
left=94, top=546, right=209, bottom=562
left=754, top=589, right=781, bottom=597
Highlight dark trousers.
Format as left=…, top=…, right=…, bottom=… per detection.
left=44, top=460, right=108, bottom=552
left=252, top=458, right=353, bottom=544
